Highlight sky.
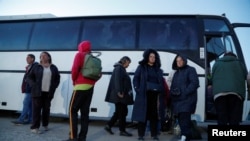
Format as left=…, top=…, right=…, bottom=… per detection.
left=0, top=0, right=249, bottom=70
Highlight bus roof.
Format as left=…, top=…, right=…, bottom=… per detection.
left=0, top=13, right=227, bottom=22
left=0, top=13, right=56, bottom=20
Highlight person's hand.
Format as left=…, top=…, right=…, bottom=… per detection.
left=118, top=92, right=124, bottom=98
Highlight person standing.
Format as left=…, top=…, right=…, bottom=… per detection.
left=12, top=54, right=38, bottom=125
left=132, top=49, right=165, bottom=141
left=27, top=51, right=60, bottom=134
left=212, top=52, right=247, bottom=125
left=170, top=54, right=199, bottom=141
left=104, top=56, right=134, bottom=136
left=68, top=41, right=101, bottom=141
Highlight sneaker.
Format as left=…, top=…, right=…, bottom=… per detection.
left=104, top=125, right=114, bottom=135
left=44, top=126, right=49, bottom=131
left=179, top=135, right=186, bottom=141
left=31, top=128, right=41, bottom=134
left=11, top=121, right=25, bottom=125
left=120, top=131, right=132, bottom=136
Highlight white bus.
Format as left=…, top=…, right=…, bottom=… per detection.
left=0, top=14, right=249, bottom=122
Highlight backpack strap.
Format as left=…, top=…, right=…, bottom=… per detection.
left=90, top=51, right=102, bottom=57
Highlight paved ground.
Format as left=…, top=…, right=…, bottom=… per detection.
left=0, top=110, right=208, bottom=141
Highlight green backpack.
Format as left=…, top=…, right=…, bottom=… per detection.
left=81, top=52, right=102, bottom=80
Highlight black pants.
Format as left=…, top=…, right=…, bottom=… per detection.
left=215, top=94, right=243, bottom=125
left=107, top=102, right=128, bottom=132
left=138, top=90, right=159, bottom=137
left=178, top=112, right=191, bottom=139
left=69, top=87, right=93, bottom=140
left=31, top=92, right=52, bottom=129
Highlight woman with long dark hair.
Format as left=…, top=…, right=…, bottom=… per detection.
left=28, top=51, right=60, bottom=134
left=132, top=49, right=165, bottom=141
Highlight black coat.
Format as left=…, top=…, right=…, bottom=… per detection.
left=105, top=63, right=134, bottom=105
left=132, top=64, right=164, bottom=122
left=170, top=55, right=199, bottom=114
left=21, top=62, right=38, bottom=93
left=27, top=64, right=60, bottom=98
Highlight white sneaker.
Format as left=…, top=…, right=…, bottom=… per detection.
left=31, top=128, right=41, bottom=134
left=179, top=135, right=186, bottom=141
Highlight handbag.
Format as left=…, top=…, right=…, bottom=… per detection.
left=146, top=81, right=161, bottom=91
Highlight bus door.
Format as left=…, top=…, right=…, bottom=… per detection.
left=204, top=33, right=225, bottom=121
left=204, top=22, right=250, bottom=121
left=232, top=23, right=250, bottom=121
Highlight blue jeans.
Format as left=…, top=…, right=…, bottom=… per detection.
left=18, top=93, right=32, bottom=123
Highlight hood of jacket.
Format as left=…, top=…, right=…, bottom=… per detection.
left=78, top=40, right=91, bottom=53
left=113, top=62, right=122, bottom=67
left=217, top=55, right=238, bottom=63
left=138, top=48, right=161, bottom=68
left=172, top=54, right=188, bottom=70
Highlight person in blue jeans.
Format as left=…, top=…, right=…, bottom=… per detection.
left=12, top=54, right=38, bottom=125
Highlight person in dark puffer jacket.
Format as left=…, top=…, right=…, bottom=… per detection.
left=170, top=54, right=199, bottom=141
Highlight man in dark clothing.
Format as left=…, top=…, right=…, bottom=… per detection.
left=12, top=54, right=38, bottom=125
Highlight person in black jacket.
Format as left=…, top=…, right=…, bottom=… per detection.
left=132, top=49, right=165, bottom=141
left=104, top=56, right=134, bottom=137
left=170, top=54, right=199, bottom=141
left=12, top=54, right=38, bottom=125
left=27, top=51, right=60, bottom=134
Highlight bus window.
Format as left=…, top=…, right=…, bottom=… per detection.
left=0, top=22, right=32, bottom=50
left=82, top=19, right=136, bottom=49
left=30, top=20, right=81, bottom=50
left=81, top=20, right=106, bottom=48
left=224, top=35, right=236, bottom=53
left=206, top=37, right=225, bottom=57
left=139, top=18, right=198, bottom=50
left=206, top=35, right=236, bottom=59
left=139, top=19, right=169, bottom=49
left=204, top=19, right=229, bottom=32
